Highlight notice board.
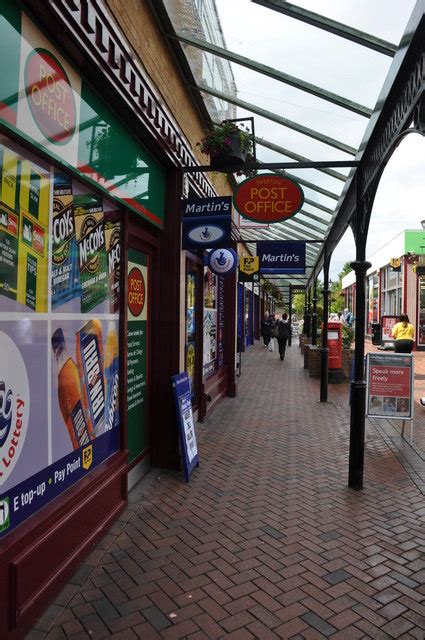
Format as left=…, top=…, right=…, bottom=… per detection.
left=172, top=372, right=199, bottom=481
left=366, top=352, right=413, bottom=420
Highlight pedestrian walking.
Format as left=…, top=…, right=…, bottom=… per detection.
left=261, top=311, right=274, bottom=346
left=276, top=312, right=291, bottom=360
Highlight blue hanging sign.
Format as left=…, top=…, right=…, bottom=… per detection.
left=182, top=217, right=231, bottom=250
left=171, top=373, right=199, bottom=482
left=181, top=196, right=232, bottom=250
left=182, top=196, right=232, bottom=218
left=257, top=241, right=306, bottom=274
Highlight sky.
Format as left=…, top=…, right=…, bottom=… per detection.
left=211, top=0, right=424, bottom=279
left=330, top=133, right=425, bottom=279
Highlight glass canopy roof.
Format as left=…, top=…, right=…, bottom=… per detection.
left=150, top=0, right=418, bottom=299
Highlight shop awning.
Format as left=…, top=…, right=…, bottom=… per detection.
left=148, top=0, right=420, bottom=300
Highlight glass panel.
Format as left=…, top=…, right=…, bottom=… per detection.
left=203, top=267, right=217, bottom=378
left=0, top=132, right=121, bottom=538
left=185, top=269, right=197, bottom=402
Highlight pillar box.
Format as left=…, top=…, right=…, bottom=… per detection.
left=322, top=321, right=343, bottom=383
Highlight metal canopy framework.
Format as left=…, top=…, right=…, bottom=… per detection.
left=149, top=0, right=422, bottom=294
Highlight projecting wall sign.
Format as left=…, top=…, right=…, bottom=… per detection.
left=257, top=241, right=306, bottom=274
left=208, top=248, right=238, bottom=276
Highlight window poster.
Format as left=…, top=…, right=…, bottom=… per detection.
left=203, top=268, right=217, bottom=378
left=126, top=249, right=148, bottom=462
left=185, top=271, right=196, bottom=400
left=0, top=134, right=121, bottom=538
left=217, top=277, right=225, bottom=367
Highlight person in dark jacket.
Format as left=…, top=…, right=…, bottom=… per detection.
left=276, top=312, right=291, bottom=360
left=261, top=311, right=274, bottom=346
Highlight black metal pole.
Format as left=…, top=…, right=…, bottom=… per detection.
left=348, top=259, right=371, bottom=489
left=311, top=277, right=317, bottom=346
left=320, top=252, right=330, bottom=402
left=288, top=286, right=292, bottom=346
left=305, top=289, right=311, bottom=337
left=183, top=160, right=360, bottom=173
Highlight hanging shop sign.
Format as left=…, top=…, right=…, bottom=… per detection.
left=182, top=196, right=231, bottom=217
left=389, top=257, right=401, bottom=271
left=233, top=174, right=303, bottom=224
left=366, top=353, right=413, bottom=420
left=0, top=6, right=165, bottom=227
left=257, top=241, right=305, bottom=274
left=208, top=248, right=238, bottom=276
left=182, top=196, right=232, bottom=251
left=239, top=256, right=260, bottom=282
left=171, top=372, right=199, bottom=482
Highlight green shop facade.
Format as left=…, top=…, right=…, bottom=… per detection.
left=0, top=2, right=236, bottom=636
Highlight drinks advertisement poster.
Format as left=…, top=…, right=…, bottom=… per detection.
left=366, top=353, right=413, bottom=420
left=0, top=135, right=121, bottom=538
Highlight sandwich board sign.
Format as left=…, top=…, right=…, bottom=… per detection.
left=171, top=372, right=199, bottom=481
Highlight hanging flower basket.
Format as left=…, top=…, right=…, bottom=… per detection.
left=197, top=121, right=254, bottom=175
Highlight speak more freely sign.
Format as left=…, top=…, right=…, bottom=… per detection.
left=257, top=241, right=306, bottom=274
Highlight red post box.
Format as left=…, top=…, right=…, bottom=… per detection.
left=323, top=321, right=343, bottom=369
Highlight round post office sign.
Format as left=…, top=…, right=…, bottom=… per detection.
left=234, top=174, right=304, bottom=223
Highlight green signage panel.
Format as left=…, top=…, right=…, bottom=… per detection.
left=127, top=247, right=148, bottom=461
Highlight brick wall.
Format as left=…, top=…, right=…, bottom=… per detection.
left=104, top=0, right=231, bottom=194
left=308, top=346, right=321, bottom=378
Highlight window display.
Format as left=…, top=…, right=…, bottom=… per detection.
left=0, top=135, right=121, bottom=538
left=203, top=268, right=217, bottom=378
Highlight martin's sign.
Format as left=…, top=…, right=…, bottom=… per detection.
left=181, top=196, right=232, bottom=250
left=257, top=241, right=305, bottom=274
left=182, top=196, right=231, bottom=217
left=233, top=174, right=303, bottom=224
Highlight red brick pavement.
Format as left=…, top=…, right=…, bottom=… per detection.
left=27, top=340, right=425, bottom=639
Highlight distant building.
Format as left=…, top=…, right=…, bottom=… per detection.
left=342, top=230, right=425, bottom=349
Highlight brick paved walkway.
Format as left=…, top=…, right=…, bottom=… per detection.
left=28, top=340, right=425, bottom=639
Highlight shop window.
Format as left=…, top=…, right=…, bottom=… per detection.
left=185, top=269, right=197, bottom=403
left=381, top=265, right=402, bottom=317
left=0, top=133, right=121, bottom=539
left=203, top=267, right=217, bottom=379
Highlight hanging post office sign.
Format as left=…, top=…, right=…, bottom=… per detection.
left=257, top=241, right=306, bottom=274
left=233, top=174, right=303, bottom=224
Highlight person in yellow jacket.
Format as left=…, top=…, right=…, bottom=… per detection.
left=391, top=314, right=414, bottom=353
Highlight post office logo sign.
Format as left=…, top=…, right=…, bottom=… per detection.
left=24, top=48, right=77, bottom=146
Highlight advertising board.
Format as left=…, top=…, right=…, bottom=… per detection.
left=0, top=134, right=121, bottom=538
left=366, top=352, right=413, bottom=420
